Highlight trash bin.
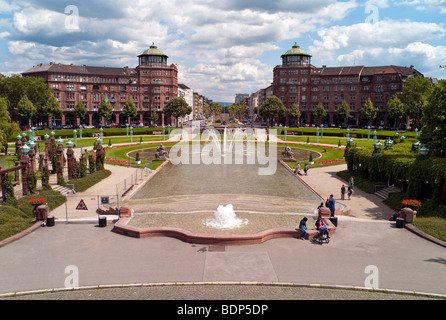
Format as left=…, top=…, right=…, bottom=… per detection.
left=98, top=216, right=107, bottom=228
left=329, top=217, right=338, bottom=227
left=396, top=217, right=405, bottom=228
left=46, top=215, right=55, bottom=227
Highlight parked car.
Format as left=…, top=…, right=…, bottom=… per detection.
left=82, top=124, right=95, bottom=129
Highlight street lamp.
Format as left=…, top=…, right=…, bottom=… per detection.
left=73, top=129, right=77, bottom=148
left=316, top=126, right=319, bottom=143
left=385, top=137, right=393, bottom=149
left=21, top=143, right=30, bottom=156
left=418, top=144, right=429, bottom=156
left=367, top=126, right=370, bottom=140
left=414, top=128, right=418, bottom=139
left=66, top=139, right=74, bottom=149
left=412, top=140, right=420, bottom=150
left=374, top=140, right=382, bottom=152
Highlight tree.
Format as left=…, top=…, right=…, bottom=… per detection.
left=150, top=111, right=159, bottom=125
left=73, top=102, right=87, bottom=124
left=97, top=98, right=113, bottom=125
left=0, top=74, right=51, bottom=123
left=163, top=97, right=192, bottom=126
left=420, top=79, right=446, bottom=157
left=209, top=103, right=223, bottom=122
left=122, top=98, right=137, bottom=122
left=44, top=95, right=63, bottom=124
left=259, top=96, right=286, bottom=126
left=313, top=103, right=327, bottom=126
left=360, top=98, right=378, bottom=126
left=288, top=103, right=301, bottom=127
left=399, top=76, right=433, bottom=128
left=336, top=101, right=353, bottom=127
left=16, top=95, right=37, bottom=126
left=388, top=93, right=405, bottom=129
left=0, top=97, right=19, bottom=143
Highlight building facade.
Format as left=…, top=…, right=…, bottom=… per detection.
left=254, top=43, right=423, bottom=128
left=22, top=43, right=183, bottom=126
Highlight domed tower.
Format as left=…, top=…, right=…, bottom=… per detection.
left=138, top=43, right=168, bottom=66
left=136, top=43, right=178, bottom=126
left=281, top=42, right=311, bottom=67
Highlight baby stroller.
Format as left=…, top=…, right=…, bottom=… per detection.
left=313, top=226, right=330, bottom=245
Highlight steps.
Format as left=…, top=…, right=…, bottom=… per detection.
left=374, top=185, right=400, bottom=199
left=51, top=184, right=75, bottom=196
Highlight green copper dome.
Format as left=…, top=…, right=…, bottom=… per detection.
left=282, top=42, right=311, bottom=57
left=140, top=43, right=167, bottom=57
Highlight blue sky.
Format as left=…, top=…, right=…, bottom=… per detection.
left=0, top=0, right=445, bottom=102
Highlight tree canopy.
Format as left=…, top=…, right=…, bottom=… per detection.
left=259, top=96, right=286, bottom=126
left=420, top=79, right=446, bottom=158
left=163, top=97, right=192, bottom=125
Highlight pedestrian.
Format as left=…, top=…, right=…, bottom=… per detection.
left=304, top=163, right=309, bottom=175
left=299, top=217, right=308, bottom=240
left=348, top=186, right=353, bottom=200
left=328, top=194, right=336, bottom=217
left=341, top=184, right=346, bottom=200
left=317, top=202, right=324, bottom=209
left=349, top=176, right=354, bottom=190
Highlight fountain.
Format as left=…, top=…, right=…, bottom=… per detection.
left=203, top=204, right=248, bottom=229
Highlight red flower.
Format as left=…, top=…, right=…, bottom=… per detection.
left=401, top=199, right=422, bottom=207
left=29, top=198, right=46, bottom=205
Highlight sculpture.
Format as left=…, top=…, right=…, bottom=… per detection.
left=155, top=144, right=168, bottom=161
left=281, top=144, right=296, bottom=162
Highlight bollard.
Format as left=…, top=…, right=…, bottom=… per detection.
left=46, top=215, right=55, bottom=227
left=98, top=216, right=107, bottom=228
left=396, top=217, right=405, bottom=228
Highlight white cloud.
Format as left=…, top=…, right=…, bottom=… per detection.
left=310, top=19, right=446, bottom=63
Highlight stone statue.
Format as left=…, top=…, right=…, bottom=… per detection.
left=155, top=144, right=168, bottom=161
left=282, top=144, right=296, bottom=162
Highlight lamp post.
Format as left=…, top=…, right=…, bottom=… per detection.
left=21, top=143, right=30, bottom=156
left=284, top=126, right=287, bottom=141
left=130, top=126, right=133, bottom=143
left=162, top=125, right=165, bottom=141
left=419, top=144, right=429, bottom=156
left=413, top=140, right=420, bottom=150
left=385, top=137, right=393, bottom=149
left=414, top=128, right=418, bottom=139
left=79, top=126, right=82, bottom=139
left=374, top=140, right=383, bottom=153
left=73, top=129, right=77, bottom=148
left=126, top=123, right=129, bottom=136
left=316, top=126, right=319, bottom=143
left=367, top=126, right=370, bottom=140
left=66, top=139, right=74, bottom=149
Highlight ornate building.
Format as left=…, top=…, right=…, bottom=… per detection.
left=268, top=43, right=424, bottom=127
left=22, top=43, right=179, bottom=126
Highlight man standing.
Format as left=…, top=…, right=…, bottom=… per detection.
left=328, top=194, right=336, bottom=217
left=341, top=185, right=346, bottom=200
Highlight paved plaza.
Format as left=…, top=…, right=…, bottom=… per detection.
left=0, top=151, right=445, bottom=300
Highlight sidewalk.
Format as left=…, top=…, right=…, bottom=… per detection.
left=301, top=163, right=393, bottom=221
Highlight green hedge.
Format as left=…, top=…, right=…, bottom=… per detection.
left=345, top=142, right=446, bottom=207
left=67, top=169, right=112, bottom=192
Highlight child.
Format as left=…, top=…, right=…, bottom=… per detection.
left=299, top=217, right=308, bottom=240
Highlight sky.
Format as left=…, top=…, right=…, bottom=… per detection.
left=0, top=0, right=445, bottom=102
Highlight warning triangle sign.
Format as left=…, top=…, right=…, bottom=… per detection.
left=76, top=199, right=88, bottom=210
